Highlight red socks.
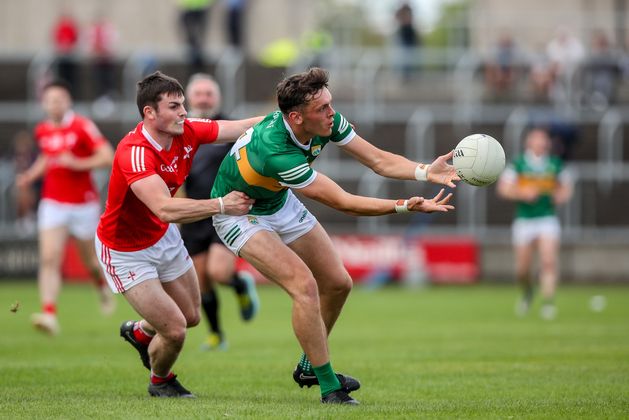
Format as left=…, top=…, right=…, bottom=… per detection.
left=42, top=303, right=56, bottom=315
left=133, top=321, right=154, bottom=346
left=150, top=371, right=175, bottom=384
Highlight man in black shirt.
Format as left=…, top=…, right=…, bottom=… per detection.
left=181, top=73, right=259, bottom=350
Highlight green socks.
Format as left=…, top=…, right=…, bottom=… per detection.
left=313, top=362, right=342, bottom=397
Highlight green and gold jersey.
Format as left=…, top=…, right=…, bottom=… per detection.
left=211, top=110, right=355, bottom=215
left=502, top=152, right=566, bottom=219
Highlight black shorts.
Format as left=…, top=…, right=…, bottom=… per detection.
left=181, top=218, right=224, bottom=257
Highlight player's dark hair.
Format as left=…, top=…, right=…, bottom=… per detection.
left=136, top=71, right=184, bottom=118
left=276, top=67, right=329, bottom=114
left=42, top=79, right=73, bottom=95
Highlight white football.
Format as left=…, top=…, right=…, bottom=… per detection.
left=453, top=134, right=506, bottom=186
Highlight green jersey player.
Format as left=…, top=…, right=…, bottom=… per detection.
left=497, top=128, right=573, bottom=320
left=211, top=67, right=458, bottom=405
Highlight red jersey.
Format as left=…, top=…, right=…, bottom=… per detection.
left=34, top=112, right=107, bottom=204
left=97, top=119, right=219, bottom=251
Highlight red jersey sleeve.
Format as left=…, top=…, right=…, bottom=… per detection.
left=79, top=117, right=107, bottom=149
left=116, top=142, right=157, bottom=186
left=185, top=118, right=219, bottom=145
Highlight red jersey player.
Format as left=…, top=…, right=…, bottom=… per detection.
left=16, top=80, right=115, bottom=335
left=95, top=71, right=259, bottom=398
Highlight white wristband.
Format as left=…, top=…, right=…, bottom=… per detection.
left=394, top=199, right=410, bottom=213
left=218, top=197, right=225, bottom=214
left=414, top=164, right=429, bottom=182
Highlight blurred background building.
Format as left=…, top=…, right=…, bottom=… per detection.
left=0, top=0, right=628, bottom=282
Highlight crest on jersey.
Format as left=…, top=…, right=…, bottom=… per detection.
left=247, top=216, right=259, bottom=225
left=183, top=145, right=193, bottom=159
left=310, top=145, right=321, bottom=156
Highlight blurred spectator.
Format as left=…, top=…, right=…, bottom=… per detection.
left=394, top=2, right=421, bottom=80
left=52, top=11, right=80, bottom=95
left=178, top=0, right=215, bottom=75
left=87, top=13, right=118, bottom=101
left=484, top=33, right=518, bottom=96
left=226, top=0, right=246, bottom=50
left=546, top=27, right=586, bottom=105
left=583, top=30, right=621, bottom=111
left=497, top=127, right=573, bottom=321
left=13, top=130, right=39, bottom=236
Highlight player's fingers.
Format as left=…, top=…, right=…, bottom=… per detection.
left=432, top=188, right=445, bottom=201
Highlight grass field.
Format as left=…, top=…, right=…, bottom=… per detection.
left=1, top=281, right=628, bottom=419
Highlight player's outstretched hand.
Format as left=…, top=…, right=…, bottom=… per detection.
left=222, top=191, right=255, bottom=216
left=408, top=188, right=454, bottom=213
left=428, top=150, right=460, bottom=188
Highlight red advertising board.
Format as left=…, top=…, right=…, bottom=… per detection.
left=64, top=235, right=479, bottom=285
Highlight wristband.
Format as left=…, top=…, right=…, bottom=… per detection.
left=414, top=164, right=429, bottom=182
left=395, top=199, right=410, bottom=213
left=218, top=197, right=225, bottom=214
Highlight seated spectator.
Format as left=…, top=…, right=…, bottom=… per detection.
left=485, top=33, right=519, bottom=96
left=583, top=30, right=620, bottom=111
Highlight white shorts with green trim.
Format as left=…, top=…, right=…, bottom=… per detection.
left=213, top=190, right=317, bottom=256
left=512, top=215, right=561, bottom=246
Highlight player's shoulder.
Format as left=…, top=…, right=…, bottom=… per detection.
left=116, top=123, right=147, bottom=150
left=255, top=112, right=291, bottom=144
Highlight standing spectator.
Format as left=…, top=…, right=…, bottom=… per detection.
left=545, top=27, right=586, bottom=105
left=497, top=128, right=573, bottom=320
left=16, top=80, right=116, bottom=335
left=178, top=0, right=215, bottom=75
left=181, top=73, right=259, bottom=351
left=87, top=12, right=118, bottom=101
left=52, top=11, right=80, bottom=95
left=394, top=2, right=421, bottom=80
left=13, top=130, right=39, bottom=236
left=226, top=0, right=246, bottom=50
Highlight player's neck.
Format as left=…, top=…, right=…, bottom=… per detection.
left=142, top=124, right=174, bottom=151
left=286, top=120, right=312, bottom=144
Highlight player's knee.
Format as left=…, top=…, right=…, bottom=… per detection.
left=292, top=276, right=320, bottom=306
left=185, top=310, right=201, bottom=328
left=162, top=324, right=187, bottom=345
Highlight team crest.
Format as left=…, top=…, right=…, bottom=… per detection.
left=310, top=145, right=322, bottom=156
left=247, top=216, right=259, bottom=225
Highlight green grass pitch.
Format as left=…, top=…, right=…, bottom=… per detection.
left=1, top=281, right=628, bottom=418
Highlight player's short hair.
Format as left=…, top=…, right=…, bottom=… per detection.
left=276, top=67, right=329, bottom=114
left=136, top=71, right=184, bottom=118
left=42, top=79, right=72, bottom=95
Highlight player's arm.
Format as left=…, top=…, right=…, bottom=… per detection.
left=297, top=172, right=454, bottom=216
left=130, top=175, right=254, bottom=223
left=214, top=117, right=264, bottom=143
left=55, top=141, right=114, bottom=171
left=340, top=134, right=459, bottom=188
left=15, top=154, right=47, bottom=187
left=553, top=168, right=574, bottom=205
left=496, top=167, right=538, bottom=203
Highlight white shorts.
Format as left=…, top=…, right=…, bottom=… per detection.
left=38, top=198, right=101, bottom=240
left=512, top=216, right=561, bottom=246
left=95, top=224, right=193, bottom=294
left=213, top=190, right=318, bottom=256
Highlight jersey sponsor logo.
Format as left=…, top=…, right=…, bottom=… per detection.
left=278, top=163, right=310, bottom=182
left=183, top=145, right=193, bottom=159
left=160, top=164, right=176, bottom=173
left=131, top=146, right=146, bottom=172
left=310, top=145, right=322, bottom=156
